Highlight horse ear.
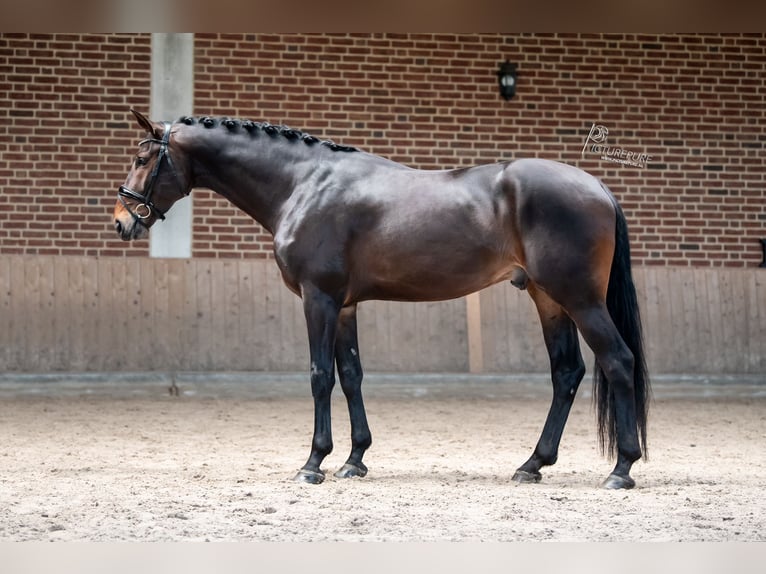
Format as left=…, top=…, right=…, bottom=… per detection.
left=130, top=109, right=163, bottom=139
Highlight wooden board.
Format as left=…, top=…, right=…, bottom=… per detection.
left=1, top=256, right=764, bottom=375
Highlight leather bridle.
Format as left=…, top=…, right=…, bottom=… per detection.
left=117, top=122, right=187, bottom=225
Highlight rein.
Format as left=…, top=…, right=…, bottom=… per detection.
left=118, top=122, right=187, bottom=224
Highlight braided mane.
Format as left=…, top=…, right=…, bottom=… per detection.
left=178, top=116, right=359, bottom=153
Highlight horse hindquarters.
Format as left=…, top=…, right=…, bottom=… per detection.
left=512, top=168, right=650, bottom=488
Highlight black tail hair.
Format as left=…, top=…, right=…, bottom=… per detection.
left=594, top=187, right=651, bottom=459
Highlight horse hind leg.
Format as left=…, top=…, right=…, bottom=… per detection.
left=569, top=303, right=642, bottom=489
left=513, top=287, right=585, bottom=484
left=333, top=304, right=372, bottom=479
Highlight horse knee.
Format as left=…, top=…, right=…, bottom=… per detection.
left=339, top=361, right=362, bottom=383
left=339, top=363, right=363, bottom=395
left=310, top=364, right=335, bottom=399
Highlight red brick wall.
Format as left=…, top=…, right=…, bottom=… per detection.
left=2, top=33, right=765, bottom=266
left=0, top=33, right=151, bottom=257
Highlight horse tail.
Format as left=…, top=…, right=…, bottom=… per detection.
left=594, top=185, right=651, bottom=460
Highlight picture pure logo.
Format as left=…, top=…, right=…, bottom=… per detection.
left=581, top=124, right=653, bottom=168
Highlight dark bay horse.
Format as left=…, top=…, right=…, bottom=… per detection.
left=114, top=110, right=650, bottom=489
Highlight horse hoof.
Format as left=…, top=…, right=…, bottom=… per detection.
left=293, top=469, right=325, bottom=485
left=512, top=469, right=542, bottom=484
left=334, top=463, right=368, bottom=479
left=600, top=473, right=635, bottom=490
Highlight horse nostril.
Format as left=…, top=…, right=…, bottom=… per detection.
left=115, top=220, right=123, bottom=234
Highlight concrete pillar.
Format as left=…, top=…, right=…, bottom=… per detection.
left=149, top=33, right=194, bottom=259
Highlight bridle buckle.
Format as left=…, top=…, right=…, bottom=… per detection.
left=135, top=204, right=152, bottom=219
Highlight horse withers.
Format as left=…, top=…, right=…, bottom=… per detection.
left=114, top=110, right=650, bottom=489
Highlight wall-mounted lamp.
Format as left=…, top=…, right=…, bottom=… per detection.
left=497, top=60, right=518, bottom=101
left=760, top=239, right=766, bottom=268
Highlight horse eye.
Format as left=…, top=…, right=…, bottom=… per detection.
left=135, top=157, right=149, bottom=167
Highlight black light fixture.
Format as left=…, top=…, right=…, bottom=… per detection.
left=760, top=238, right=766, bottom=268
left=497, top=60, right=518, bottom=101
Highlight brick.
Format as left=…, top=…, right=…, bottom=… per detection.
left=1, top=33, right=765, bottom=266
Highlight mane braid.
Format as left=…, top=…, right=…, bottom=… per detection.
left=178, top=116, right=358, bottom=153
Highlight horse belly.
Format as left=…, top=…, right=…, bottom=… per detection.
left=348, top=236, right=513, bottom=303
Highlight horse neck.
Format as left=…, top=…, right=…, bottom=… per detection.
left=183, top=128, right=313, bottom=235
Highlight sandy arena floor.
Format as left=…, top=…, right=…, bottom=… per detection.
left=0, top=373, right=763, bottom=542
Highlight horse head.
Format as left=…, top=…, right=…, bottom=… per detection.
left=113, top=109, right=191, bottom=241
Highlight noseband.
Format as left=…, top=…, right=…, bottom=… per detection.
left=118, top=122, right=187, bottom=224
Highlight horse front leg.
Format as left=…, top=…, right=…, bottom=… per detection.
left=293, top=284, right=340, bottom=485
left=333, top=304, right=372, bottom=479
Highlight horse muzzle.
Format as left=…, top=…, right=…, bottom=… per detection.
left=114, top=217, right=148, bottom=241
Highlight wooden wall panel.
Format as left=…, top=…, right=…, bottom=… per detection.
left=747, top=271, right=764, bottom=372
left=6, top=256, right=23, bottom=370
left=0, top=256, right=763, bottom=375
left=478, top=281, right=549, bottom=373
left=357, top=298, right=468, bottom=372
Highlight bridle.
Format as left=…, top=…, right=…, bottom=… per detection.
left=118, top=122, right=188, bottom=224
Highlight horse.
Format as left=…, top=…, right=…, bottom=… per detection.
left=114, top=110, right=650, bottom=489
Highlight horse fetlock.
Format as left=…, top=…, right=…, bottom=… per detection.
left=352, top=432, right=372, bottom=451
left=539, top=453, right=558, bottom=467
left=526, top=446, right=557, bottom=468
left=312, top=440, right=333, bottom=459
left=620, top=446, right=643, bottom=464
